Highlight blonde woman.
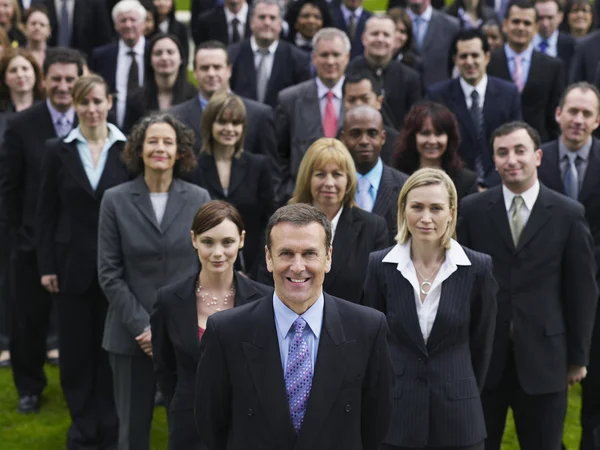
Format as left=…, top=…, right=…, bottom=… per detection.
left=0, top=0, right=25, bottom=47
left=363, top=168, right=497, bottom=450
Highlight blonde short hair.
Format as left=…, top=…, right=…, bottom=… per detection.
left=396, top=168, right=458, bottom=249
left=289, top=138, right=357, bottom=208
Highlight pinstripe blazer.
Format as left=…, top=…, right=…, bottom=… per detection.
left=362, top=243, right=497, bottom=448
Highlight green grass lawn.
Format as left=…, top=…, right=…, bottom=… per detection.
left=0, top=363, right=584, bottom=449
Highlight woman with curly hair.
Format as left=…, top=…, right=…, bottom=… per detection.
left=98, top=113, right=210, bottom=450
left=284, top=0, right=332, bottom=52
left=393, top=101, right=478, bottom=201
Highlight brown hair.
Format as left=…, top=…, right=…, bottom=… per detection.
left=0, top=48, right=44, bottom=110
left=0, top=27, right=10, bottom=51
left=2, top=0, right=24, bottom=34
left=191, top=200, right=245, bottom=236
left=200, top=90, right=247, bottom=158
left=71, top=74, right=111, bottom=105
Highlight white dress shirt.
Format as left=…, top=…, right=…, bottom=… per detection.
left=115, top=37, right=146, bottom=127
left=250, top=36, right=278, bottom=78
left=315, top=76, right=344, bottom=123
left=460, top=74, right=488, bottom=109
left=382, top=238, right=472, bottom=342
left=158, top=19, right=169, bottom=34
left=502, top=180, right=540, bottom=227
left=225, top=2, right=248, bottom=43
left=330, top=206, right=343, bottom=240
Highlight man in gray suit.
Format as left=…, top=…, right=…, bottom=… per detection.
left=276, top=27, right=350, bottom=201
left=406, top=0, right=460, bottom=87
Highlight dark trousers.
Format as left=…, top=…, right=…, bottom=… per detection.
left=0, top=241, right=10, bottom=351
left=580, top=296, right=600, bottom=450
left=57, top=282, right=118, bottom=450
left=482, top=348, right=567, bottom=450
left=381, top=444, right=484, bottom=450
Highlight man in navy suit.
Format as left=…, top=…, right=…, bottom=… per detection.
left=193, top=0, right=251, bottom=46
left=330, top=0, right=372, bottom=60
left=427, top=28, right=522, bottom=187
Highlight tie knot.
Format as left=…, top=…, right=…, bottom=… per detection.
left=232, top=17, right=239, bottom=25
left=566, top=152, right=579, bottom=164
left=471, top=90, right=479, bottom=101
left=128, top=50, right=136, bottom=57
left=326, top=90, right=334, bottom=100
left=292, top=317, right=307, bottom=334
left=512, top=195, right=524, bottom=210
left=514, top=54, right=523, bottom=64
left=257, top=48, right=269, bottom=56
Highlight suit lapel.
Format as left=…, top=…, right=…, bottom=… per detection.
left=175, top=274, right=202, bottom=358
left=240, top=42, right=258, bottom=98
left=185, top=99, right=203, bottom=139
left=57, top=140, right=95, bottom=198
left=522, top=52, right=541, bottom=94
left=160, top=179, right=187, bottom=234
left=449, top=79, right=477, bottom=143
left=299, top=81, right=323, bottom=135
left=96, top=141, right=126, bottom=198
left=267, top=44, right=286, bottom=100
left=234, top=271, right=268, bottom=307
left=580, top=139, right=600, bottom=203
left=372, top=166, right=397, bottom=217
left=199, top=155, right=225, bottom=196
left=327, top=208, right=361, bottom=283
left=516, top=186, right=552, bottom=251
left=420, top=11, right=438, bottom=53
left=494, top=50, right=512, bottom=81
left=487, top=188, right=515, bottom=253
left=130, top=175, right=162, bottom=233
left=228, top=153, right=247, bottom=196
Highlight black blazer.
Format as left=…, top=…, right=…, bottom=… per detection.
left=569, top=30, right=600, bottom=83
left=151, top=271, right=271, bottom=449
left=458, top=184, right=598, bottom=394
left=194, top=6, right=251, bottom=46
left=487, top=49, right=564, bottom=143
left=186, top=152, right=276, bottom=276
left=381, top=125, right=399, bottom=165
left=195, top=292, right=393, bottom=450
left=362, top=244, right=497, bottom=447
left=372, top=165, right=408, bottom=243
left=191, top=0, right=220, bottom=45
left=556, top=32, right=576, bottom=79
left=89, top=43, right=120, bottom=94
left=228, top=39, right=312, bottom=108
left=452, top=167, right=479, bottom=201
left=35, top=137, right=130, bottom=294
left=0, top=102, right=77, bottom=251
left=257, top=206, right=389, bottom=303
left=426, top=76, right=522, bottom=187
left=331, top=7, right=372, bottom=60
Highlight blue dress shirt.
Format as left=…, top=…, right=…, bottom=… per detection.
left=198, top=93, right=209, bottom=111
left=504, top=43, right=534, bottom=88
left=355, top=157, right=383, bottom=207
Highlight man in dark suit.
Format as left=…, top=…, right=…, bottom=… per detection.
left=340, top=105, right=408, bottom=243
left=537, top=82, right=600, bottom=450
left=276, top=28, right=349, bottom=200
left=228, top=0, right=311, bottom=108
left=570, top=30, right=600, bottom=84
left=347, top=15, right=421, bottom=130
left=89, top=0, right=147, bottom=129
left=195, top=203, right=393, bottom=450
left=487, top=0, right=564, bottom=143
left=458, top=121, right=598, bottom=450
left=191, top=0, right=220, bottom=45
left=427, top=28, right=522, bottom=187
left=32, top=0, right=112, bottom=57
left=330, top=0, right=372, bottom=60
left=194, top=0, right=251, bottom=46
left=0, top=48, right=82, bottom=414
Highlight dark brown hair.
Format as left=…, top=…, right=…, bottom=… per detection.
left=191, top=200, right=245, bottom=236
left=265, top=204, right=332, bottom=253
left=200, top=90, right=247, bottom=157
left=122, top=113, right=197, bottom=176
left=490, top=121, right=541, bottom=150
left=0, top=48, right=44, bottom=110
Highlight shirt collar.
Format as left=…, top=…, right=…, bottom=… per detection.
left=459, top=74, right=488, bottom=100
left=119, top=36, right=146, bottom=55
left=357, top=157, right=383, bottom=192
left=559, top=136, right=592, bottom=162
left=341, top=4, right=364, bottom=21
left=250, top=36, right=279, bottom=55
left=504, top=42, right=534, bottom=61
left=273, top=290, right=324, bottom=340
left=315, top=75, right=344, bottom=100
left=407, top=5, right=433, bottom=22
left=330, top=206, right=344, bottom=236
left=64, top=122, right=127, bottom=145
left=502, top=180, right=540, bottom=212
left=534, top=30, right=558, bottom=47
left=46, top=99, right=75, bottom=125
left=225, top=2, right=248, bottom=22
left=382, top=237, right=471, bottom=268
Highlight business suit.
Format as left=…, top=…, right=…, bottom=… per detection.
left=381, top=126, right=399, bottom=165
left=151, top=271, right=272, bottom=450
left=362, top=243, right=497, bottom=448
left=426, top=76, right=522, bottom=187
left=331, top=6, right=372, bottom=60
left=346, top=57, right=422, bottom=130
left=569, top=30, right=600, bottom=83
left=555, top=33, right=576, bottom=80
left=275, top=78, right=345, bottom=200
left=229, top=39, right=312, bottom=108
left=487, top=48, right=564, bottom=143
left=194, top=6, right=251, bottom=46
left=371, top=165, right=408, bottom=244
left=452, top=168, right=479, bottom=201
left=186, top=152, right=276, bottom=277
left=89, top=43, right=120, bottom=94
left=195, top=292, right=393, bottom=450
left=191, top=0, right=220, bottom=45
left=258, top=207, right=389, bottom=303
left=0, top=102, right=75, bottom=399
left=457, top=184, right=598, bottom=450
left=98, top=176, right=211, bottom=450
left=36, top=134, right=129, bottom=449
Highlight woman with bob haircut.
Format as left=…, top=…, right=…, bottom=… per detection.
left=98, top=113, right=211, bottom=450
left=363, top=167, right=497, bottom=450
left=151, top=200, right=271, bottom=449
left=187, top=90, right=274, bottom=277
left=258, top=137, right=388, bottom=303
left=36, top=74, right=130, bottom=450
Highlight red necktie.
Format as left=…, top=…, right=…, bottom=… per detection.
left=323, top=90, right=337, bottom=138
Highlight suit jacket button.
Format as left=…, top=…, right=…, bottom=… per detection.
left=344, top=404, right=352, bottom=413
left=247, top=408, right=253, bottom=416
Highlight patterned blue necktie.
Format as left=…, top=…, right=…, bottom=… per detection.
left=538, top=39, right=549, bottom=54
left=284, top=317, right=313, bottom=434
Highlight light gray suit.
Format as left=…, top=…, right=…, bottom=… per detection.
left=98, top=176, right=210, bottom=450
left=275, top=78, right=345, bottom=200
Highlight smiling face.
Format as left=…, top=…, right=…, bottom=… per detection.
left=250, top=2, right=282, bottom=47
left=142, top=122, right=179, bottom=174
left=192, top=218, right=245, bottom=274
left=74, top=84, right=112, bottom=128
left=568, top=3, right=593, bottom=35
left=503, top=5, right=538, bottom=52
left=150, top=37, right=182, bottom=77
left=45, top=62, right=79, bottom=113
left=493, top=128, right=542, bottom=193
left=312, top=36, right=349, bottom=87
left=114, top=9, right=145, bottom=47
left=416, top=117, right=449, bottom=165
left=211, top=108, right=244, bottom=148
left=296, top=3, right=323, bottom=39
left=341, top=109, right=385, bottom=174
left=362, top=17, right=396, bottom=61
left=4, top=55, right=36, bottom=95
left=556, top=87, right=600, bottom=150
left=153, top=0, right=173, bottom=19
left=405, top=183, right=453, bottom=245
left=454, top=37, right=490, bottom=86
left=310, top=161, right=348, bottom=211
left=266, top=221, right=332, bottom=314
left=0, top=0, right=15, bottom=28
left=394, top=20, right=408, bottom=51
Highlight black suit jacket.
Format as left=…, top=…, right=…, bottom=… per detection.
left=194, top=6, right=251, bottom=46
left=452, top=168, right=479, bottom=201
left=347, top=57, right=422, bottom=130
left=362, top=244, right=497, bottom=447
left=570, top=30, right=600, bottom=83
left=458, top=184, right=598, bottom=394
left=257, top=206, right=389, bottom=303
left=371, top=165, right=408, bottom=243
left=228, top=39, right=312, bottom=108
left=191, top=0, right=220, bottom=45
left=381, top=125, right=399, bottom=165
left=331, top=7, right=372, bottom=60
left=186, top=152, right=276, bottom=276
left=487, top=49, right=564, bottom=143
left=89, top=43, right=120, bottom=94
left=556, top=32, right=576, bottom=79
left=35, top=138, right=130, bottom=294
left=426, top=76, right=522, bottom=187
left=0, top=102, right=77, bottom=251
left=195, top=292, right=393, bottom=450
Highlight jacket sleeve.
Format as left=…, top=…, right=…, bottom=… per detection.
left=0, top=117, right=25, bottom=238
left=36, top=141, right=60, bottom=276
left=361, top=253, right=387, bottom=313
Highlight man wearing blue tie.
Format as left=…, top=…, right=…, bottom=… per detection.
left=195, top=203, right=393, bottom=450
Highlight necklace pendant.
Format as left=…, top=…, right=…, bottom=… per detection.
left=420, top=281, right=432, bottom=295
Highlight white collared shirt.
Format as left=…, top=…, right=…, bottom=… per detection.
left=315, top=76, right=344, bottom=123
left=116, top=37, right=146, bottom=127
left=460, top=74, right=488, bottom=109
left=225, top=2, right=248, bottom=42
left=158, top=19, right=169, bottom=34
left=250, top=36, right=278, bottom=78
left=54, top=0, right=74, bottom=31
left=502, top=180, right=540, bottom=227
left=340, top=4, right=364, bottom=25
left=330, top=206, right=344, bottom=241
left=382, top=238, right=472, bottom=342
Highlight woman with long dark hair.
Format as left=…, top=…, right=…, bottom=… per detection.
left=152, top=0, right=189, bottom=63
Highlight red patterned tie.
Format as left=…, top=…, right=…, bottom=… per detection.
left=323, top=90, right=337, bottom=138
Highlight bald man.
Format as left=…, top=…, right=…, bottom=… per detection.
left=341, top=106, right=408, bottom=243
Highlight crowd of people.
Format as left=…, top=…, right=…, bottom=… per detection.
left=0, top=0, right=599, bottom=449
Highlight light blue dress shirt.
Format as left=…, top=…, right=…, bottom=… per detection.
left=504, top=43, right=534, bottom=88
left=198, top=93, right=209, bottom=111
left=64, top=123, right=126, bottom=191
left=355, top=157, right=383, bottom=206
left=407, top=6, right=433, bottom=47
left=273, top=291, right=324, bottom=371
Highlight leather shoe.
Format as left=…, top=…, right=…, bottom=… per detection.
left=46, top=357, right=59, bottom=367
left=17, top=395, right=40, bottom=414
left=0, top=359, right=10, bottom=368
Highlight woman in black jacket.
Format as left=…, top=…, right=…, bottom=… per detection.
left=151, top=0, right=189, bottom=64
